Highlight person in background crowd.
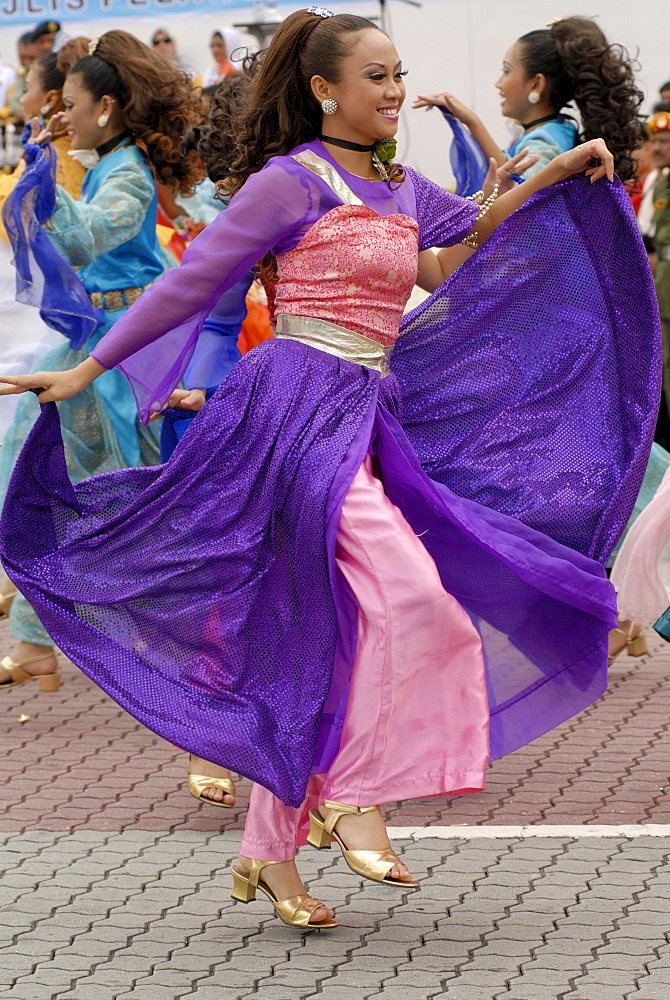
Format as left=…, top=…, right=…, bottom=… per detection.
left=414, top=16, right=642, bottom=183
left=660, top=81, right=670, bottom=105
left=202, top=27, right=246, bottom=86
left=29, top=21, right=60, bottom=58
left=7, top=33, right=37, bottom=122
left=0, top=38, right=88, bottom=226
left=0, top=53, right=17, bottom=115
left=150, top=27, right=197, bottom=80
left=648, top=110, right=670, bottom=418
left=608, top=108, right=670, bottom=653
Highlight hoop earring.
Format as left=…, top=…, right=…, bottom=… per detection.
left=527, top=91, right=540, bottom=105
left=97, top=113, right=110, bottom=128
left=321, top=98, right=338, bottom=115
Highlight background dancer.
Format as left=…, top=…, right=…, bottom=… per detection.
left=414, top=16, right=643, bottom=181
left=0, top=30, right=203, bottom=693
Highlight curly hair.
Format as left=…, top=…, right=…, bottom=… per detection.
left=518, top=17, right=644, bottom=182
left=216, top=10, right=401, bottom=197
left=56, top=36, right=89, bottom=77
left=192, top=70, right=253, bottom=186
left=69, top=30, right=205, bottom=194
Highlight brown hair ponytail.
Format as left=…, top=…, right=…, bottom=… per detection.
left=69, top=29, right=204, bottom=194
left=518, top=18, right=644, bottom=182
left=223, top=10, right=380, bottom=196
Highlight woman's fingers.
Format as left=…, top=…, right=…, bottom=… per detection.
left=0, top=375, right=39, bottom=395
left=414, top=93, right=448, bottom=109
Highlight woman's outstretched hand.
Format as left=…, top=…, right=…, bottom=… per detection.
left=27, top=111, right=68, bottom=146
left=148, top=388, right=207, bottom=422
left=483, top=149, right=540, bottom=198
left=0, top=359, right=106, bottom=403
left=554, top=139, right=615, bottom=183
left=412, top=91, right=477, bottom=128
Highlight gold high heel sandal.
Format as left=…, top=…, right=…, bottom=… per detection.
left=608, top=622, right=648, bottom=666
left=187, top=755, right=236, bottom=809
left=0, top=653, right=61, bottom=692
left=0, top=589, right=16, bottom=621
left=231, top=858, right=338, bottom=929
left=306, top=800, right=419, bottom=888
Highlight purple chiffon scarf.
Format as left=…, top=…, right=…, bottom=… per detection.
left=394, top=176, right=662, bottom=563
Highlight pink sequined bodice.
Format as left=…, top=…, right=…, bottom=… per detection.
left=274, top=205, right=419, bottom=348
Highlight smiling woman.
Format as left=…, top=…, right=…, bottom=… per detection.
left=0, top=9, right=658, bottom=934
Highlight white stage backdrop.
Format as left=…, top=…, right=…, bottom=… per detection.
left=0, top=0, right=667, bottom=187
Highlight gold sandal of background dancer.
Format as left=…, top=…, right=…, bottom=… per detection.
left=231, top=858, right=338, bottom=929
left=608, top=621, right=648, bottom=665
left=187, top=755, right=236, bottom=809
left=0, top=654, right=61, bottom=692
left=307, top=800, right=419, bottom=888
left=0, top=589, right=16, bottom=620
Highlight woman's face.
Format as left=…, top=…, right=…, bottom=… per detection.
left=319, top=29, right=406, bottom=145
left=20, top=63, right=50, bottom=118
left=211, top=33, right=227, bottom=65
left=495, top=42, right=538, bottom=120
left=152, top=32, right=176, bottom=61
left=61, top=73, right=113, bottom=149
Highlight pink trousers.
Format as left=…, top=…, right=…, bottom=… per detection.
left=240, top=456, right=490, bottom=862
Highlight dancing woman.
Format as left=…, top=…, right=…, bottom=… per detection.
left=0, top=30, right=202, bottom=691
left=0, top=11, right=656, bottom=928
left=414, top=16, right=643, bottom=182
left=0, top=39, right=88, bottom=224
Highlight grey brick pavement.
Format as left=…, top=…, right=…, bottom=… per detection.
left=0, top=830, right=668, bottom=999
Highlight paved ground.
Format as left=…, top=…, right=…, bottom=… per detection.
left=1, top=619, right=670, bottom=998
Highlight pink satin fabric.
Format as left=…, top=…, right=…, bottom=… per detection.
left=611, top=464, right=670, bottom=623
left=240, top=455, right=490, bottom=862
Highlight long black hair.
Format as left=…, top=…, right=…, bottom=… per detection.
left=518, top=17, right=644, bottom=182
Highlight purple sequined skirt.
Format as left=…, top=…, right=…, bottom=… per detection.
left=1, top=338, right=616, bottom=806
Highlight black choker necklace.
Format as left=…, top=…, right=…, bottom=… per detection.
left=95, top=132, right=131, bottom=158
left=319, top=135, right=376, bottom=152
left=521, top=113, right=559, bottom=132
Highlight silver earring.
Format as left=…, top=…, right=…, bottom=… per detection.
left=97, top=112, right=110, bottom=128
left=321, top=98, right=338, bottom=115
left=527, top=91, right=540, bottom=105
left=40, top=104, right=51, bottom=117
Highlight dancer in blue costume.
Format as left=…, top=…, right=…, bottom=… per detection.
left=414, top=16, right=643, bottom=181
left=412, top=15, right=665, bottom=659
left=0, top=29, right=204, bottom=688
left=0, top=11, right=659, bottom=928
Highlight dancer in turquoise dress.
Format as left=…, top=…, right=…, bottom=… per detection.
left=414, top=16, right=643, bottom=182
left=0, top=29, right=203, bottom=684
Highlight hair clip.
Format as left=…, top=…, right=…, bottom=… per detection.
left=546, top=18, right=562, bottom=27
left=307, top=6, right=335, bottom=16
left=88, top=38, right=99, bottom=55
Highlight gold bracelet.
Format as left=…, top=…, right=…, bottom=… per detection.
left=461, top=180, right=500, bottom=248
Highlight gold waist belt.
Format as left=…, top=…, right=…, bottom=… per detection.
left=89, top=283, right=152, bottom=312
left=275, top=314, right=392, bottom=376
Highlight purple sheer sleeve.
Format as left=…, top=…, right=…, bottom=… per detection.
left=406, top=167, right=478, bottom=250
left=91, top=160, right=315, bottom=422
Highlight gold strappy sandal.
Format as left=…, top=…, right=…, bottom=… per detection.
left=0, top=589, right=16, bottom=621
left=608, top=622, right=647, bottom=665
left=187, top=755, right=236, bottom=809
left=307, top=800, right=419, bottom=888
left=231, top=858, right=338, bottom=929
left=0, top=654, right=60, bottom=692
